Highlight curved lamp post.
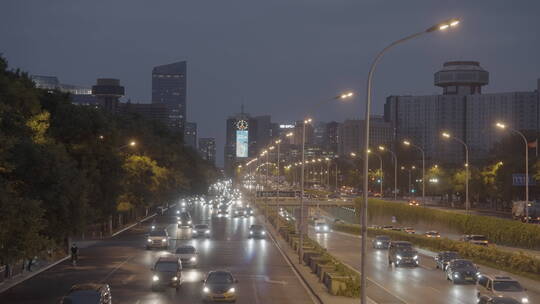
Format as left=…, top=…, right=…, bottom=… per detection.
left=403, top=140, right=426, bottom=205
left=442, top=132, right=469, bottom=213
left=360, top=18, right=460, bottom=304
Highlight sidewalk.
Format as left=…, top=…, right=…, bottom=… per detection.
left=260, top=214, right=377, bottom=304
left=0, top=207, right=165, bottom=294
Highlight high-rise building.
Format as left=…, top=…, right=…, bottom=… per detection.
left=253, top=115, right=272, bottom=153
left=313, top=121, right=327, bottom=147
left=224, top=110, right=256, bottom=176
left=120, top=102, right=174, bottom=128
left=293, top=120, right=314, bottom=146
left=337, top=116, right=392, bottom=156
left=91, top=78, right=124, bottom=113
left=384, top=61, right=540, bottom=163
left=152, top=61, right=187, bottom=130
left=199, top=138, right=216, bottom=165
left=184, top=122, right=197, bottom=149
left=325, top=121, right=340, bottom=153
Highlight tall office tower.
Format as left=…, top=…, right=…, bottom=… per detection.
left=184, top=122, right=197, bottom=148
left=385, top=61, right=540, bottom=164
left=337, top=116, right=392, bottom=157
left=224, top=109, right=255, bottom=177
left=293, top=120, right=314, bottom=146
left=325, top=121, right=340, bottom=153
left=152, top=61, right=187, bottom=131
left=313, top=121, right=327, bottom=147
left=253, top=115, right=272, bottom=153
left=91, top=78, right=125, bottom=113
left=199, top=138, right=216, bottom=165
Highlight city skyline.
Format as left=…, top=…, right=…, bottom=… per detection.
left=2, top=1, right=540, bottom=166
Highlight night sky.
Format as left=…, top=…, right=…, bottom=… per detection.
left=2, top=1, right=539, bottom=166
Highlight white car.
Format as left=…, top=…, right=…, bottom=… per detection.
left=477, top=275, right=529, bottom=304
left=314, top=222, right=329, bottom=233
left=146, top=229, right=169, bottom=249
left=175, top=245, right=199, bottom=267
left=192, top=224, right=211, bottom=238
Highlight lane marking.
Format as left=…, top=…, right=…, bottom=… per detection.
left=252, top=280, right=261, bottom=304
left=100, top=254, right=135, bottom=283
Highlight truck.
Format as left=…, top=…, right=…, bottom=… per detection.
left=512, top=201, right=540, bottom=222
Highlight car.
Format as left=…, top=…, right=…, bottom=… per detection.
left=314, top=222, right=330, bottom=233
left=424, top=231, right=441, bottom=238
left=192, top=224, right=211, bottom=238
left=60, top=283, right=112, bottom=304
left=445, top=259, right=479, bottom=284
left=403, top=227, right=416, bottom=234
left=233, top=207, right=247, bottom=217
left=477, top=275, right=529, bottom=304
left=435, top=251, right=461, bottom=270
left=202, top=270, right=238, bottom=302
left=151, top=256, right=183, bottom=291
left=480, top=297, right=521, bottom=304
left=245, top=207, right=254, bottom=216
left=217, top=207, right=229, bottom=218
left=381, top=225, right=394, bottom=230
left=408, top=200, right=420, bottom=206
left=177, top=212, right=192, bottom=228
left=249, top=224, right=266, bottom=238
left=372, top=235, right=391, bottom=249
left=175, top=245, right=199, bottom=267
left=146, top=229, right=169, bottom=249
left=388, top=241, right=418, bottom=267
left=462, top=234, right=489, bottom=246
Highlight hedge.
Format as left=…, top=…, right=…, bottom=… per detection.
left=333, top=223, right=540, bottom=281
left=266, top=208, right=361, bottom=297
left=357, top=198, right=540, bottom=250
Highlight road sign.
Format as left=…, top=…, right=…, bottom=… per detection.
left=512, top=174, right=536, bottom=186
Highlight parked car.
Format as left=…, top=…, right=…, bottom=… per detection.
left=146, top=229, right=169, bottom=250
left=372, top=235, right=391, bottom=249
left=60, top=283, right=112, bottom=304
left=151, top=256, right=183, bottom=291
left=404, top=227, right=416, bottom=234
left=202, top=270, right=238, bottom=302
left=435, top=251, right=460, bottom=270
left=445, top=259, right=480, bottom=284
left=388, top=241, right=418, bottom=267
left=462, top=234, right=489, bottom=246
left=408, top=200, right=420, bottom=206
left=477, top=275, right=529, bottom=304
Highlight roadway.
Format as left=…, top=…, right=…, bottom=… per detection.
left=308, top=226, right=540, bottom=304
left=0, top=203, right=315, bottom=304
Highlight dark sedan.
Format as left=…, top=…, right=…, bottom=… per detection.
left=249, top=224, right=266, bottom=238
left=435, top=251, right=461, bottom=271
left=445, top=259, right=479, bottom=284
left=372, top=235, right=391, bottom=249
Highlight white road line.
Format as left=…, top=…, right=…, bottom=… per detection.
left=100, top=255, right=135, bottom=283
left=252, top=280, right=261, bottom=304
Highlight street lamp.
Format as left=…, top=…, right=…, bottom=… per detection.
left=403, top=140, right=426, bottom=205
left=360, top=18, right=460, bottom=304
left=441, top=131, right=469, bottom=213
left=495, top=122, right=530, bottom=222
left=379, top=146, right=398, bottom=200
left=118, top=140, right=137, bottom=150
left=367, top=149, right=383, bottom=197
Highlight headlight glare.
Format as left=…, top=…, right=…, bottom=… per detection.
left=147, top=238, right=152, bottom=243
left=152, top=275, right=159, bottom=281
left=162, top=238, right=167, bottom=242
left=203, top=287, right=209, bottom=293
left=172, top=276, right=178, bottom=281
left=228, top=287, right=235, bottom=293
left=396, top=255, right=402, bottom=260
left=413, top=255, right=418, bottom=260
left=190, top=257, right=197, bottom=261
left=522, top=298, right=529, bottom=303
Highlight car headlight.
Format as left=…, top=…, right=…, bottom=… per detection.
left=205, top=230, right=210, bottom=234
left=190, top=257, right=197, bottom=262
left=250, top=231, right=253, bottom=234
left=147, top=238, right=152, bottom=243
left=324, top=226, right=329, bottom=231
left=178, top=221, right=182, bottom=225
left=203, top=287, right=209, bottom=293
left=152, top=275, right=159, bottom=281
left=315, top=226, right=320, bottom=230
left=396, top=255, right=402, bottom=260
left=454, top=273, right=459, bottom=278
left=522, top=298, right=529, bottom=303
left=228, top=287, right=235, bottom=293
left=172, top=276, right=178, bottom=281
left=413, top=255, right=418, bottom=260
left=376, top=241, right=382, bottom=245
left=262, top=231, right=266, bottom=235
left=476, top=272, right=481, bottom=277
left=188, top=221, right=192, bottom=224
left=162, top=238, right=167, bottom=242
left=151, top=225, right=155, bottom=229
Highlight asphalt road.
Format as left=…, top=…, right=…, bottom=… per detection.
left=309, top=226, right=540, bottom=304
left=0, top=203, right=315, bottom=304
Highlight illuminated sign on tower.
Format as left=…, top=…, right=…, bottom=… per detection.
left=235, top=119, right=249, bottom=158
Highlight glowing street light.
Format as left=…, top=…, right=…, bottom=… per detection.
left=403, top=140, right=426, bottom=204
left=441, top=131, right=469, bottom=212
left=379, top=145, right=398, bottom=200
left=495, top=122, right=530, bottom=222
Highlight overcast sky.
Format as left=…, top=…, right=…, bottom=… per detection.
left=2, top=0, right=539, bottom=166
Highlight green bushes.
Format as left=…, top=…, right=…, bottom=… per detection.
left=333, top=223, right=540, bottom=281
left=358, top=198, right=540, bottom=249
